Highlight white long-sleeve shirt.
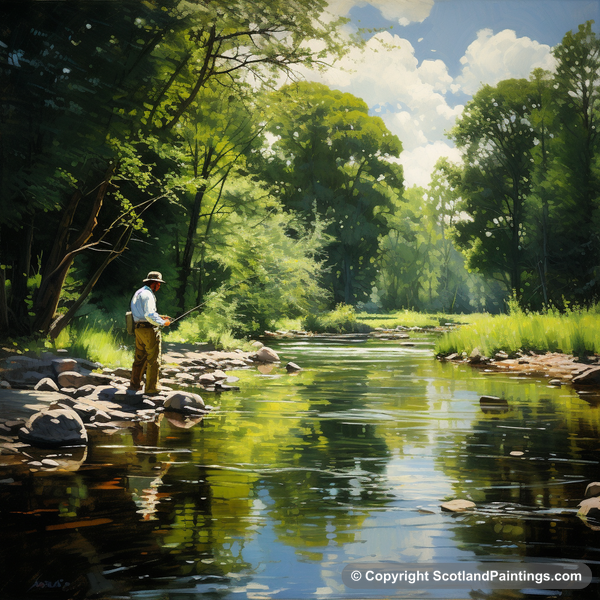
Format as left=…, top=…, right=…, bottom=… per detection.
left=131, top=286, right=166, bottom=326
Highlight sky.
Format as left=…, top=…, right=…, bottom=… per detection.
left=296, top=0, right=600, bottom=188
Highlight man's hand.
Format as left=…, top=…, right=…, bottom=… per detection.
left=162, top=316, right=171, bottom=327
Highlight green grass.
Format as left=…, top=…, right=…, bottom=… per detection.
left=60, top=325, right=133, bottom=367
left=302, top=304, right=371, bottom=333
left=435, top=308, right=600, bottom=358
left=301, top=306, right=471, bottom=333
left=356, top=309, right=469, bottom=329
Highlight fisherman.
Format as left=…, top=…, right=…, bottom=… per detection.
left=129, top=271, right=171, bottom=395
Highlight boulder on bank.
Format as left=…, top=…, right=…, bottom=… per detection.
left=34, top=377, right=59, bottom=392
left=52, top=358, right=78, bottom=375
left=573, top=367, right=600, bottom=385
left=255, top=347, right=280, bottom=363
left=578, top=497, right=600, bottom=520
left=18, top=407, right=88, bottom=448
left=286, top=362, right=302, bottom=372
left=585, top=482, right=600, bottom=498
left=163, top=391, right=209, bottom=415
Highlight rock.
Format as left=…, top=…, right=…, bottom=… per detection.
left=163, top=391, right=208, bottom=414
left=494, top=351, right=509, bottom=360
left=73, top=384, right=98, bottom=399
left=251, top=341, right=264, bottom=349
left=175, top=372, right=196, bottom=383
left=585, top=482, right=600, bottom=498
left=228, top=359, right=247, bottom=367
left=212, top=369, right=227, bottom=381
left=441, top=499, right=476, bottom=512
left=286, top=362, right=302, bottom=372
left=110, top=367, right=132, bottom=379
left=57, top=371, right=93, bottom=389
left=573, top=367, right=600, bottom=385
left=18, top=407, right=88, bottom=448
left=75, top=358, right=103, bottom=371
left=214, top=382, right=240, bottom=392
left=548, top=379, right=562, bottom=386
left=34, top=377, right=59, bottom=392
left=2, top=356, right=51, bottom=371
left=95, top=385, right=128, bottom=402
left=198, top=373, right=216, bottom=385
left=255, top=346, right=280, bottom=363
left=578, top=497, right=600, bottom=520
left=17, top=371, right=47, bottom=385
left=469, top=348, right=482, bottom=364
left=443, top=353, right=459, bottom=361
left=52, top=358, right=78, bottom=375
left=41, top=458, right=60, bottom=467
left=480, top=395, right=509, bottom=413
left=70, top=402, right=99, bottom=423
left=0, top=381, right=10, bottom=389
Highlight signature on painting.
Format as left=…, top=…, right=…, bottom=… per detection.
left=28, top=578, right=71, bottom=591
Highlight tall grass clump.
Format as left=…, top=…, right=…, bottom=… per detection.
left=436, top=296, right=600, bottom=357
left=302, top=304, right=371, bottom=333
left=62, top=325, right=133, bottom=367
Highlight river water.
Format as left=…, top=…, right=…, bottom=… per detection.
left=2, top=334, right=600, bottom=599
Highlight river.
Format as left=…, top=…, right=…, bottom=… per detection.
left=2, top=334, right=600, bottom=599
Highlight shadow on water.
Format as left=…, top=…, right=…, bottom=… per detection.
left=1, top=334, right=600, bottom=598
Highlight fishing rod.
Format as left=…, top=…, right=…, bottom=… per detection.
left=169, top=276, right=259, bottom=325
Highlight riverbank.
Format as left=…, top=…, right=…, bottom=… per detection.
left=0, top=340, right=293, bottom=471
left=438, top=347, right=600, bottom=396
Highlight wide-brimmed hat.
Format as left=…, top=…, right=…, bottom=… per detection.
left=143, top=271, right=165, bottom=284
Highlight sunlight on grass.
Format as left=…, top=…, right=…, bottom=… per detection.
left=435, top=307, right=600, bottom=357
left=55, top=325, right=133, bottom=367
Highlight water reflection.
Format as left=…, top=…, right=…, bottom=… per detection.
left=1, top=336, right=600, bottom=598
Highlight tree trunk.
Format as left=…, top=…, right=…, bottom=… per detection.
left=343, top=256, right=352, bottom=304
left=176, top=148, right=214, bottom=312
left=49, top=225, right=133, bottom=340
left=10, top=220, right=34, bottom=325
left=0, top=268, right=9, bottom=334
left=32, top=165, right=114, bottom=334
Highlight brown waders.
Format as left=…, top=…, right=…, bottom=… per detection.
left=130, top=323, right=161, bottom=394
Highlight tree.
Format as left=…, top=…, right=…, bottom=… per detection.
left=253, top=82, right=404, bottom=305
left=449, top=79, right=537, bottom=296
left=543, top=21, right=600, bottom=302
left=0, top=0, right=350, bottom=337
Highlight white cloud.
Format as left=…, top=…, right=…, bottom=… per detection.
left=298, top=32, right=462, bottom=152
left=395, top=142, right=462, bottom=188
left=325, top=0, right=434, bottom=25
left=293, top=24, right=557, bottom=189
left=455, top=29, right=556, bottom=95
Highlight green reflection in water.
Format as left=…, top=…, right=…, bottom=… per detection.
left=1, top=335, right=600, bottom=599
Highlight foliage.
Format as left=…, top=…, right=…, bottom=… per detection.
left=164, top=294, right=252, bottom=351
left=302, top=304, right=371, bottom=333
left=0, top=0, right=352, bottom=337
left=374, top=176, right=505, bottom=313
left=251, top=81, right=404, bottom=305
left=356, top=311, right=464, bottom=329
left=435, top=305, right=600, bottom=358
left=447, top=21, right=600, bottom=310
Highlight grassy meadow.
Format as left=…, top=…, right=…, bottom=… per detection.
left=435, top=306, right=600, bottom=358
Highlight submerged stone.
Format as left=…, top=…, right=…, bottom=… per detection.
left=441, top=499, right=476, bottom=512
